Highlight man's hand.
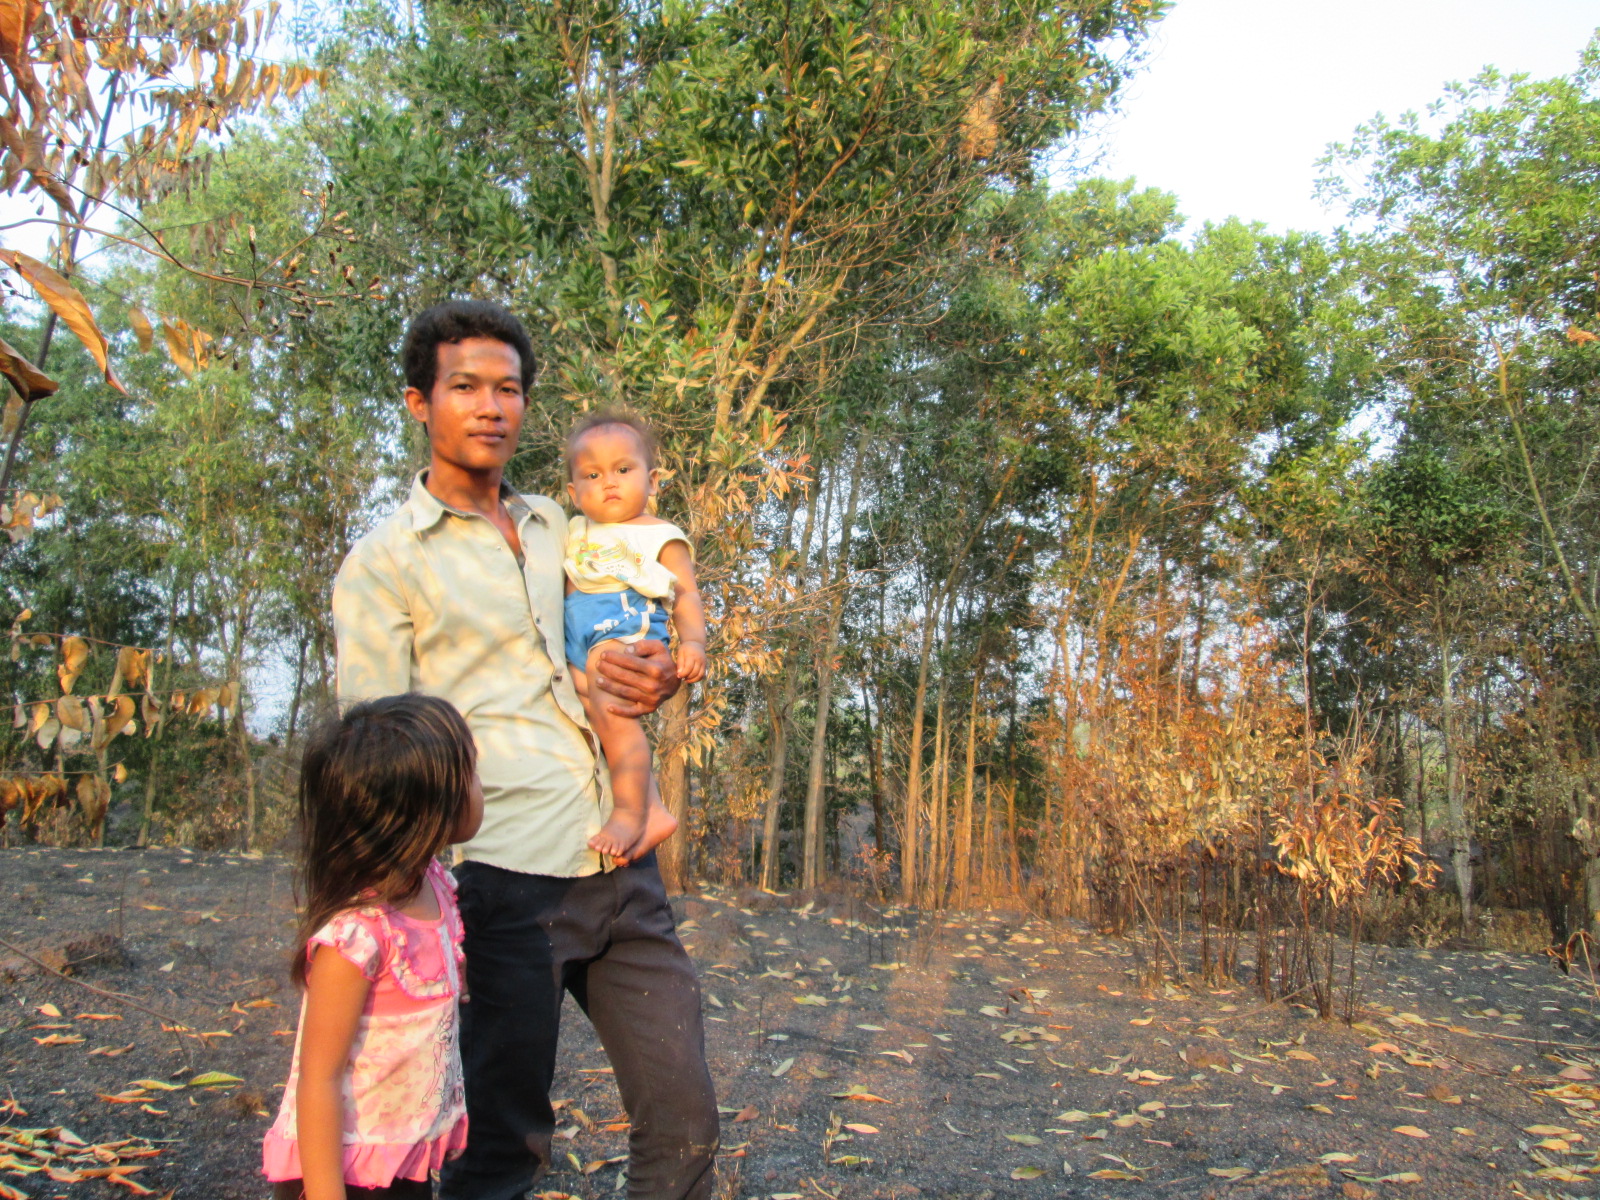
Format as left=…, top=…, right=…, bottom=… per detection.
left=593, top=638, right=681, bottom=717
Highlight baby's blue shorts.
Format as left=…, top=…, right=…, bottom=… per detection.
left=565, top=588, right=670, bottom=671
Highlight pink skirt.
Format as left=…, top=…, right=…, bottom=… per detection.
left=262, top=1115, right=468, bottom=1187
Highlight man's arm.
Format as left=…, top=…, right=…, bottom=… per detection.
left=332, top=545, right=414, bottom=704
left=594, top=638, right=680, bottom=717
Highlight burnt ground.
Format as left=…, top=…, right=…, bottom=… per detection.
left=3, top=847, right=1600, bottom=1199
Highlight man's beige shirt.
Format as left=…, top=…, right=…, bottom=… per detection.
left=333, top=473, right=610, bottom=878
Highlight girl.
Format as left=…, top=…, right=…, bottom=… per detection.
left=262, top=694, right=484, bottom=1200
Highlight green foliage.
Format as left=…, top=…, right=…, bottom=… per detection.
left=1363, top=446, right=1511, bottom=579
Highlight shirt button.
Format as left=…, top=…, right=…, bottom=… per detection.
left=554, top=672, right=564, bottom=682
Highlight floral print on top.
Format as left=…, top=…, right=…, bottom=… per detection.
left=261, top=859, right=468, bottom=1187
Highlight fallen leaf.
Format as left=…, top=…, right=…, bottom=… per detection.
left=187, top=1071, right=243, bottom=1087
left=1006, top=1133, right=1043, bottom=1145
left=1391, top=1125, right=1428, bottom=1139
left=1010, top=1166, right=1045, bottom=1180
left=1537, top=1166, right=1587, bottom=1183
left=1207, top=1167, right=1251, bottom=1180
left=844, top=1123, right=878, bottom=1135
left=771, top=1057, right=794, bottom=1078
left=829, top=1086, right=889, bottom=1103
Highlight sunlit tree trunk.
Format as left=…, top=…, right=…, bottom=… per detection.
left=954, top=665, right=982, bottom=905
left=802, top=436, right=867, bottom=888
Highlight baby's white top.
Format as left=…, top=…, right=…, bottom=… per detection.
left=564, top=515, right=690, bottom=599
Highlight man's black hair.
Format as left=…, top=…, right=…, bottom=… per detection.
left=401, top=300, right=537, bottom=397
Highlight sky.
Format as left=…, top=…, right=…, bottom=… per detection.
left=1076, top=0, right=1599, bottom=237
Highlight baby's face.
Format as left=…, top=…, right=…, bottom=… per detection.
left=567, top=424, right=657, bottom=523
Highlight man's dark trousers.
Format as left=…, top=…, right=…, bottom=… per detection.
left=440, top=854, right=719, bottom=1200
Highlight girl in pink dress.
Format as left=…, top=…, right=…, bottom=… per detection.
left=263, top=694, right=484, bottom=1200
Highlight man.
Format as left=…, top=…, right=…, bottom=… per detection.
left=333, top=300, right=719, bottom=1200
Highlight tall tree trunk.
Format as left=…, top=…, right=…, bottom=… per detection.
left=1004, top=777, right=1020, bottom=895
left=285, top=631, right=310, bottom=748
left=954, top=664, right=982, bottom=905
left=1414, top=714, right=1429, bottom=852
left=757, top=485, right=811, bottom=889
left=801, top=434, right=867, bottom=888
left=1440, top=626, right=1471, bottom=927
left=980, top=768, right=994, bottom=898
left=928, top=683, right=947, bottom=904
left=900, top=608, right=937, bottom=902
left=237, top=703, right=258, bottom=853
left=656, top=685, right=692, bottom=893
left=861, top=680, right=886, bottom=853
left=758, top=677, right=791, bottom=890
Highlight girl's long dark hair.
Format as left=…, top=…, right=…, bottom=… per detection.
left=291, top=694, right=476, bottom=987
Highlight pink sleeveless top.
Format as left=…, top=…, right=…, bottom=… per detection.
left=262, top=860, right=468, bottom=1186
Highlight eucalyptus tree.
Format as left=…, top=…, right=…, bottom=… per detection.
left=1360, top=446, right=1512, bottom=926
left=1327, top=41, right=1600, bottom=929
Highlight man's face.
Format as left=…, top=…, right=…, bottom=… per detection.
left=404, top=337, right=525, bottom=476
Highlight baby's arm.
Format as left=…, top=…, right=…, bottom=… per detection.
left=659, top=540, right=705, bottom=683
left=296, top=945, right=372, bottom=1200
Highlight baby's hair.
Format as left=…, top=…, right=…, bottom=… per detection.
left=290, top=694, right=476, bottom=988
left=565, top=408, right=660, bottom=476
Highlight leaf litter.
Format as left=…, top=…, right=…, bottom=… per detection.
left=8, top=851, right=1600, bottom=1197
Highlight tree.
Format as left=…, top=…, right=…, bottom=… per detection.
left=0, top=0, right=322, bottom=499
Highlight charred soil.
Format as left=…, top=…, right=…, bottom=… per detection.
left=3, top=847, right=1598, bottom=1199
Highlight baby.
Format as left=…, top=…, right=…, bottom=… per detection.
left=563, top=410, right=707, bottom=860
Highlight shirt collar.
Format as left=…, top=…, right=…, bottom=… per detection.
left=404, top=470, right=540, bottom=535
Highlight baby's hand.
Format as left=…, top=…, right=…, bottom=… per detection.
left=675, top=640, right=706, bottom=684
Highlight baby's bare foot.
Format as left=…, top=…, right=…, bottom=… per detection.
left=590, top=809, right=649, bottom=858
left=612, top=800, right=679, bottom=866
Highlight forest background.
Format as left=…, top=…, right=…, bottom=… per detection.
left=1, top=0, right=1598, bottom=1002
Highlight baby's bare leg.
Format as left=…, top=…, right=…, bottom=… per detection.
left=577, top=642, right=651, bottom=858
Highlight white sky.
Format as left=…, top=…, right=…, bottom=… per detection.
left=1077, top=0, right=1600, bottom=236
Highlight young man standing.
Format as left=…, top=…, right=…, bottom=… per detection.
left=333, top=300, right=719, bottom=1200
